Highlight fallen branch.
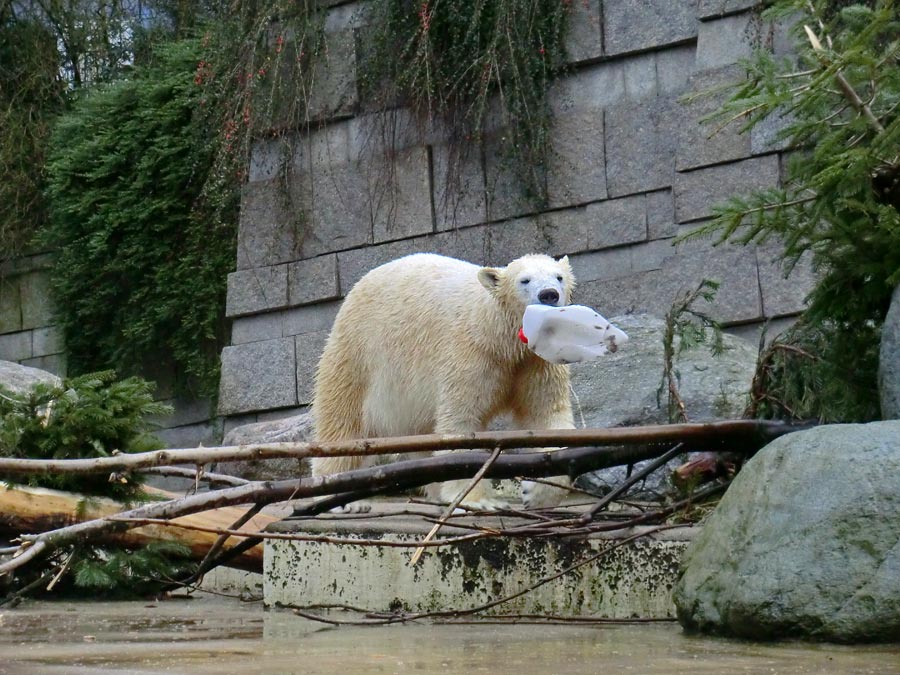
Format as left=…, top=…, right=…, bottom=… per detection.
left=0, top=420, right=806, bottom=476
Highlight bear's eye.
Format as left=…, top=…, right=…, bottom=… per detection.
left=520, top=278, right=530, bottom=285
left=556, top=275, right=563, bottom=282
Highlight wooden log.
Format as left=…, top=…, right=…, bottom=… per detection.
left=0, top=481, right=273, bottom=572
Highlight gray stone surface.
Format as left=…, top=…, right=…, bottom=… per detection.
left=307, top=29, right=358, bottom=121
left=695, top=12, right=758, bottom=70
left=570, top=313, right=756, bottom=428
left=236, top=180, right=301, bottom=271
left=295, top=330, right=329, bottom=405
left=283, top=301, right=341, bottom=336
left=0, top=359, right=61, bottom=394
left=605, top=97, right=679, bottom=197
left=603, top=0, right=699, bottom=56
left=217, top=411, right=314, bottom=481
left=656, top=44, right=698, bottom=95
left=674, top=154, right=780, bottom=223
left=31, top=326, right=63, bottom=356
left=369, top=147, right=434, bottom=243
left=750, top=108, right=795, bottom=155
left=0, top=331, right=33, bottom=362
left=675, top=66, right=751, bottom=172
left=19, top=271, right=54, bottom=330
left=698, top=0, right=760, bottom=19
left=565, top=0, right=602, bottom=64
left=287, top=254, right=340, bottom=307
left=155, top=421, right=217, bottom=450
left=218, top=338, right=298, bottom=415
left=879, top=284, right=900, bottom=420
left=21, top=353, right=66, bottom=376
left=0, top=277, right=21, bottom=335
left=226, top=265, right=289, bottom=318
left=484, top=132, right=538, bottom=222
left=757, top=247, right=815, bottom=318
left=646, top=189, right=677, bottom=239
left=231, top=312, right=284, bottom=345
left=547, top=110, right=607, bottom=208
left=433, top=143, right=487, bottom=231
left=299, top=163, right=373, bottom=257
left=674, top=421, right=900, bottom=642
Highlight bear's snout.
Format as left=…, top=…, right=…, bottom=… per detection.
left=538, top=289, right=560, bottom=305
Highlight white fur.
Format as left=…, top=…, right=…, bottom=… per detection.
left=311, top=253, right=576, bottom=510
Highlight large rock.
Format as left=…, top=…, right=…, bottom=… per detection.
left=216, top=412, right=314, bottom=481
left=0, top=360, right=60, bottom=395
left=674, top=421, right=900, bottom=643
left=879, top=284, right=900, bottom=419
left=572, top=314, right=757, bottom=497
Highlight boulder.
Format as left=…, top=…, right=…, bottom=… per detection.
left=674, top=421, right=900, bottom=643
left=879, top=284, right=900, bottom=419
left=0, top=360, right=61, bottom=395
left=215, top=412, right=314, bottom=481
left=572, top=314, right=758, bottom=497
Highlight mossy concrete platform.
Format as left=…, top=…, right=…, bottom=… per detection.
left=264, top=501, right=697, bottom=618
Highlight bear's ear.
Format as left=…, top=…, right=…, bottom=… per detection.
left=557, top=255, right=571, bottom=269
left=477, top=267, right=502, bottom=291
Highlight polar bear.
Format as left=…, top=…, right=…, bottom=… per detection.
left=311, top=252, right=576, bottom=510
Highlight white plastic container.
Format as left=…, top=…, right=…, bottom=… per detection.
left=519, top=304, right=628, bottom=364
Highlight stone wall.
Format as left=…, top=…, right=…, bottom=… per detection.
left=219, top=0, right=816, bottom=429
left=0, top=253, right=217, bottom=448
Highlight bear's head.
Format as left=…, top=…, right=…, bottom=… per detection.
left=477, top=254, right=575, bottom=312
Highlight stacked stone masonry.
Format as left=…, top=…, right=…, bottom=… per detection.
left=213, top=1, right=816, bottom=420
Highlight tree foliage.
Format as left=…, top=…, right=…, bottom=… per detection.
left=683, top=0, right=899, bottom=422
left=42, top=39, right=237, bottom=396
left=0, top=370, right=170, bottom=498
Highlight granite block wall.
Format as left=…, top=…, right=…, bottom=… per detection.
left=219, top=0, right=816, bottom=424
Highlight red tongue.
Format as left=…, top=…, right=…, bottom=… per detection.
left=517, top=327, right=528, bottom=344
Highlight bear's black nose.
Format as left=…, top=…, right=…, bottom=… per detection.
left=538, top=289, right=560, bottom=305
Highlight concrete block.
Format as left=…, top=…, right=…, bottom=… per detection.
left=294, top=120, right=352, bottom=170
left=547, top=109, right=607, bottom=208
left=603, top=0, right=699, bottom=56
left=623, top=52, right=658, bottom=101
left=646, top=189, right=677, bottom=239
left=156, top=422, right=217, bottom=450
left=605, top=97, right=679, bottom=198
left=542, top=206, right=592, bottom=257
left=287, top=254, right=340, bottom=307
left=564, top=0, right=602, bottom=64
left=579, top=244, right=762, bottom=324
left=698, top=0, right=760, bottom=19
left=19, top=271, right=54, bottom=329
left=483, top=218, right=545, bottom=265
left=226, top=265, right=289, bottom=318
left=569, top=247, right=633, bottom=283
left=295, top=330, right=329, bottom=405
left=218, top=338, right=298, bottom=415
left=370, top=147, right=434, bottom=243
left=283, top=301, right=342, bottom=337
left=236, top=179, right=301, bottom=270
left=431, top=224, right=490, bottom=265
left=0, top=277, right=21, bottom=335
left=656, top=44, right=698, bottom=95
left=152, top=397, right=214, bottom=430
left=0, top=331, right=33, bottom=362
left=231, top=312, right=285, bottom=345
left=265, top=507, right=694, bottom=618
left=484, top=133, right=540, bottom=222
left=586, top=194, right=647, bottom=249
left=248, top=137, right=289, bottom=183
left=675, top=66, right=750, bottom=172
left=751, top=108, right=795, bottom=155
left=20, top=353, right=66, bottom=377
left=32, top=326, right=63, bottom=356
left=548, top=62, right=624, bottom=115
left=300, top=162, right=373, bottom=257
left=757, top=247, right=816, bottom=318
left=307, top=29, right=358, bottom=121
left=433, top=143, right=487, bottom=231
left=674, top=154, right=780, bottom=223
left=632, top=237, right=678, bottom=273
left=696, top=12, right=758, bottom=69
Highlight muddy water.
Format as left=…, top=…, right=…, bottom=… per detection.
left=1, top=598, right=898, bottom=675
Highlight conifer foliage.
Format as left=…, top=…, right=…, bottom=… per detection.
left=686, top=0, right=899, bottom=421
left=42, top=40, right=236, bottom=397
